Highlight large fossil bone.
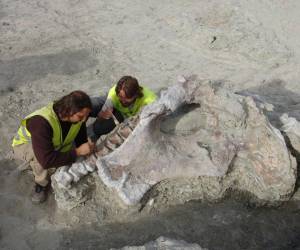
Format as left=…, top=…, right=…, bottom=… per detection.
left=52, top=75, right=296, bottom=209
left=95, top=76, right=296, bottom=205
left=52, top=116, right=139, bottom=190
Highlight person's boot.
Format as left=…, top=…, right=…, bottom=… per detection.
left=31, top=183, right=47, bottom=204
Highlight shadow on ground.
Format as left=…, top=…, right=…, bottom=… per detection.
left=0, top=49, right=98, bottom=94
left=1, top=159, right=300, bottom=250
left=236, top=79, right=300, bottom=127
left=55, top=199, right=300, bottom=250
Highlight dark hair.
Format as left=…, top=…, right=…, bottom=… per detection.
left=53, top=90, right=92, bottom=119
left=115, top=76, right=143, bottom=98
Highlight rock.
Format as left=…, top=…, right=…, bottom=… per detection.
left=112, top=236, right=206, bottom=250
left=52, top=75, right=297, bottom=210
left=51, top=117, right=138, bottom=209
left=97, top=75, right=296, bottom=206
left=280, top=113, right=300, bottom=153
left=51, top=172, right=96, bottom=210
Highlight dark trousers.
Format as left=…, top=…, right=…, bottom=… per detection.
left=87, top=96, right=124, bottom=142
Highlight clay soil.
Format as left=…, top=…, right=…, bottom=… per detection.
left=1, top=0, right=300, bottom=249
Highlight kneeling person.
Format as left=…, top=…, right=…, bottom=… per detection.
left=88, top=75, right=157, bottom=142
left=12, top=91, right=94, bottom=203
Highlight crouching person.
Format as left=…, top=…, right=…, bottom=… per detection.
left=88, top=75, right=157, bottom=142
left=12, top=91, right=94, bottom=204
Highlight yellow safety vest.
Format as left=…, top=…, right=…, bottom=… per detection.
left=107, top=85, right=157, bottom=118
left=12, top=103, right=82, bottom=152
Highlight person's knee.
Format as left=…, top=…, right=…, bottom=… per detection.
left=93, top=118, right=116, bottom=136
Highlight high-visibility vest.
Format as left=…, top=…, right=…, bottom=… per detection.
left=107, top=85, right=157, bottom=118
left=12, top=103, right=82, bottom=152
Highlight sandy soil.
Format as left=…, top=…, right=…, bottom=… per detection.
left=1, top=0, right=300, bottom=249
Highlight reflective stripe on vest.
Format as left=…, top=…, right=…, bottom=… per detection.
left=107, top=85, right=157, bottom=117
left=12, top=103, right=82, bottom=152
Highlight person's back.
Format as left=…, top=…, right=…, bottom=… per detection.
left=12, top=90, right=94, bottom=203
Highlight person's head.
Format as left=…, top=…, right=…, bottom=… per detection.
left=53, top=90, right=92, bottom=123
left=115, top=76, right=143, bottom=107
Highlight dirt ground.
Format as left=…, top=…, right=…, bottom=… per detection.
left=1, top=0, right=300, bottom=249
left=1, top=158, right=300, bottom=249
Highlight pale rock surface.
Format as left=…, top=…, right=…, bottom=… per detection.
left=52, top=76, right=297, bottom=209
left=51, top=118, right=137, bottom=209
left=280, top=113, right=300, bottom=153
left=99, top=76, right=296, bottom=206
left=1, top=0, right=300, bottom=248
left=51, top=166, right=96, bottom=210
left=113, top=236, right=205, bottom=250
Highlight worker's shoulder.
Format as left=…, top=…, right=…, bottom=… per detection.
left=27, top=115, right=51, bottom=131
left=142, top=85, right=157, bottom=98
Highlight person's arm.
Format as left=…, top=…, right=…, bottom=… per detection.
left=27, top=116, right=77, bottom=169
left=98, top=98, right=114, bottom=119
left=74, top=122, right=95, bottom=152
left=74, top=122, right=88, bottom=147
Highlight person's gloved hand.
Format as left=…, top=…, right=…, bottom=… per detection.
left=97, top=108, right=113, bottom=119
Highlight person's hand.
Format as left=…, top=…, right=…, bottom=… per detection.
left=75, top=142, right=92, bottom=156
left=88, top=138, right=96, bottom=152
left=97, top=108, right=113, bottom=119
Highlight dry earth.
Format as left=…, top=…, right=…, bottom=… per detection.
left=1, top=0, right=300, bottom=249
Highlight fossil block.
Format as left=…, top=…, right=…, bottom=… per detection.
left=280, top=113, right=300, bottom=153
left=95, top=146, right=111, bottom=157
left=52, top=75, right=297, bottom=210
left=53, top=166, right=73, bottom=189
left=118, top=126, right=132, bottom=138
left=96, top=76, right=296, bottom=205
left=75, top=162, right=89, bottom=175
left=108, top=133, right=123, bottom=145
left=84, top=161, right=97, bottom=173
left=68, top=164, right=85, bottom=182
